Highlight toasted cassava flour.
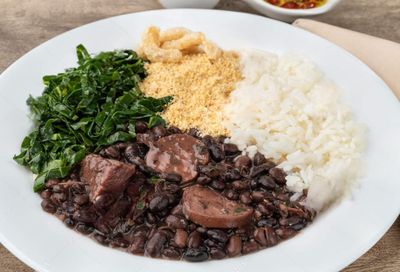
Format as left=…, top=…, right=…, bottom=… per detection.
left=140, top=52, right=242, bottom=136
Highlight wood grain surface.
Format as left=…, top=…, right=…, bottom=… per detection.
left=0, top=0, right=399, bottom=271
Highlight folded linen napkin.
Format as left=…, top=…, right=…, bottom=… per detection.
left=293, top=19, right=400, bottom=100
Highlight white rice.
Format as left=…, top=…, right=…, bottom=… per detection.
left=223, top=49, right=366, bottom=211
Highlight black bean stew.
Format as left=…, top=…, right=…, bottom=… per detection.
left=39, top=123, right=314, bottom=261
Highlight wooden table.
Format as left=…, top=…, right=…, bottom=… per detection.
left=0, top=0, right=399, bottom=271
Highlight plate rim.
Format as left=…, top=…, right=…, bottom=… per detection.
left=0, top=8, right=399, bottom=272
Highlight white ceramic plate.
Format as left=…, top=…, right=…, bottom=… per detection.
left=0, top=9, right=399, bottom=272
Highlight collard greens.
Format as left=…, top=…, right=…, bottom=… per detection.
left=14, top=45, right=172, bottom=191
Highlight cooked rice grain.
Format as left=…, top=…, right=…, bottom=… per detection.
left=223, top=49, right=366, bottom=211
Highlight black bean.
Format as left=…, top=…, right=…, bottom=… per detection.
left=188, top=223, right=197, bottom=232
left=210, top=248, right=226, bottom=259
left=165, top=193, right=176, bottom=206
left=187, top=231, right=201, bottom=248
left=94, top=234, right=108, bottom=245
left=199, top=165, right=221, bottom=178
left=146, top=213, right=157, bottom=224
left=135, top=121, right=148, bottom=133
left=253, top=210, right=264, bottom=221
left=207, top=229, right=228, bottom=243
left=258, top=175, right=277, bottom=190
left=209, top=144, right=225, bottom=162
left=251, top=191, right=267, bottom=202
left=166, top=126, right=182, bottom=135
left=149, top=195, right=169, bottom=212
left=41, top=199, right=56, bottom=214
left=257, top=203, right=272, bottom=216
left=165, top=215, right=188, bottom=229
left=239, top=191, right=252, bottom=205
left=52, top=184, right=64, bottom=193
left=227, top=235, right=242, bottom=257
left=196, top=227, right=207, bottom=234
left=196, top=175, right=211, bottom=185
left=164, top=173, right=182, bottom=183
left=215, top=135, right=227, bottom=144
left=257, top=218, right=277, bottom=227
left=250, top=179, right=259, bottom=189
left=170, top=205, right=184, bottom=216
left=73, top=194, right=89, bottom=206
left=46, top=179, right=60, bottom=188
left=76, top=223, right=94, bottom=234
left=163, top=182, right=180, bottom=193
left=64, top=217, right=75, bottom=228
left=242, top=241, right=259, bottom=254
left=274, top=192, right=289, bottom=201
left=222, top=168, right=241, bottom=181
left=152, top=125, right=167, bottom=138
left=279, top=216, right=303, bottom=226
left=50, top=192, right=67, bottom=204
left=291, top=223, right=306, bottom=231
left=234, top=155, right=252, bottom=170
left=94, top=194, right=115, bottom=209
left=40, top=189, right=52, bottom=199
left=61, top=202, right=78, bottom=214
left=129, top=233, right=147, bottom=254
left=145, top=231, right=167, bottom=257
left=115, top=196, right=132, bottom=217
left=231, top=180, right=248, bottom=190
left=204, top=239, right=218, bottom=247
left=124, top=143, right=149, bottom=162
left=188, top=128, right=200, bottom=138
left=223, top=143, right=239, bottom=155
left=278, top=203, right=289, bottom=218
left=157, top=209, right=168, bottom=218
left=109, top=238, right=129, bottom=248
left=137, top=143, right=149, bottom=159
left=250, top=162, right=276, bottom=178
left=253, top=152, right=267, bottom=166
left=210, top=180, right=225, bottom=190
left=72, top=209, right=97, bottom=223
left=124, top=144, right=141, bottom=163
left=275, top=228, right=296, bottom=239
left=101, top=145, right=120, bottom=159
left=269, top=167, right=287, bottom=185
left=162, top=247, right=181, bottom=259
left=254, top=227, right=279, bottom=247
left=116, top=142, right=128, bottom=151
left=174, top=229, right=188, bottom=248
left=183, top=248, right=208, bottom=262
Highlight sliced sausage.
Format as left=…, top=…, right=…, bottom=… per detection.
left=146, top=134, right=209, bottom=182
left=182, top=185, right=253, bottom=228
left=80, top=154, right=135, bottom=202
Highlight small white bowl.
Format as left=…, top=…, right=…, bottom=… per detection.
left=244, top=0, right=342, bottom=22
left=158, top=0, right=220, bottom=9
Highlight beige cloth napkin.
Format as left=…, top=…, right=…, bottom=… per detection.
left=293, top=19, right=400, bottom=100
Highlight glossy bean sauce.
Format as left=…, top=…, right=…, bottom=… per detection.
left=39, top=125, right=314, bottom=261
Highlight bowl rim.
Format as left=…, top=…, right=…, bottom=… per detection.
left=246, top=0, right=342, bottom=15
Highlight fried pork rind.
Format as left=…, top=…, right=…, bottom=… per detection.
left=138, top=26, right=223, bottom=63
left=161, top=32, right=204, bottom=50
left=202, top=39, right=222, bottom=60
left=159, top=27, right=190, bottom=42
left=139, top=26, right=183, bottom=62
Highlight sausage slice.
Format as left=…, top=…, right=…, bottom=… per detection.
left=182, top=185, right=253, bottom=228
left=146, top=134, right=209, bottom=182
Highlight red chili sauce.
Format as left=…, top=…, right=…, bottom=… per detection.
left=266, top=0, right=327, bottom=9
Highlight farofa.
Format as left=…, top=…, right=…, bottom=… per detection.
left=140, top=52, right=242, bottom=136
